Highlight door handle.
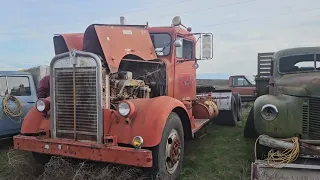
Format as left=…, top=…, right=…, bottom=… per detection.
left=27, top=101, right=36, bottom=103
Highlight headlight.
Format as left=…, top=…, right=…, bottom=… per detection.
left=36, top=99, right=50, bottom=112
left=260, top=104, right=278, bottom=121
left=132, top=136, right=143, bottom=148
left=118, top=102, right=131, bottom=116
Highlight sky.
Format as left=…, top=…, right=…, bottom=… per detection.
left=1, top=0, right=320, bottom=79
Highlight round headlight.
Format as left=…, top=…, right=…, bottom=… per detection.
left=260, top=104, right=278, bottom=121
left=118, top=102, right=130, bottom=116
left=36, top=99, right=46, bottom=112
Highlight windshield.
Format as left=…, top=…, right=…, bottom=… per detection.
left=245, top=75, right=256, bottom=85
left=150, top=33, right=172, bottom=56
left=279, top=54, right=320, bottom=74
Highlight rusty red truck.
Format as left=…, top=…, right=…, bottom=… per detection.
left=13, top=16, right=241, bottom=179
left=228, top=75, right=256, bottom=102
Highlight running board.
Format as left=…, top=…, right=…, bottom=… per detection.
left=192, top=119, right=211, bottom=138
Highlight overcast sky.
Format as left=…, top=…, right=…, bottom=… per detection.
left=1, top=0, right=320, bottom=76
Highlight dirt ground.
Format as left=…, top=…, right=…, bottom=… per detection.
left=0, top=103, right=254, bottom=180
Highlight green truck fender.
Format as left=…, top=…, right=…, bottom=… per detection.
left=252, top=94, right=303, bottom=138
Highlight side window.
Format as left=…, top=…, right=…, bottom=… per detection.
left=232, top=77, right=250, bottom=86
left=0, top=77, right=7, bottom=96
left=7, top=76, right=31, bottom=96
left=176, top=37, right=194, bottom=60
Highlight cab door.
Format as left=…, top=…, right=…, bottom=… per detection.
left=0, top=74, right=37, bottom=137
left=173, top=35, right=197, bottom=101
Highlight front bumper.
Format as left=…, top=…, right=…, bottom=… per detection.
left=13, top=135, right=153, bottom=167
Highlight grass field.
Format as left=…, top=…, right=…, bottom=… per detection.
left=0, top=105, right=254, bottom=180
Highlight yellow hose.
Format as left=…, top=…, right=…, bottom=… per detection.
left=0, top=94, right=24, bottom=123
left=255, top=135, right=300, bottom=167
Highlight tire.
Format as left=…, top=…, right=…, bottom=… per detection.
left=232, top=93, right=242, bottom=122
left=244, top=106, right=258, bottom=138
left=32, top=152, right=51, bottom=165
left=150, top=112, right=184, bottom=180
left=213, top=95, right=238, bottom=126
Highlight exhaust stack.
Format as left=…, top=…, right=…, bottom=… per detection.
left=120, top=16, right=126, bottom=25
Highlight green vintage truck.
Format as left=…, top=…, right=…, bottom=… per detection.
left=244, top=47, right=320, bottom=179
left=244, top=47, right=320, bottom=139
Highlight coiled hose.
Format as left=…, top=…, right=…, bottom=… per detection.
left=0, top=94, right=24, bottom=123
left=255, top=135, right=300, bottom=167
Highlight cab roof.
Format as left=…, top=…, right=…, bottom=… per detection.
left=274, top=46, right=320, bottom=60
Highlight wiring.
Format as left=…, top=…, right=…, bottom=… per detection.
left=0, top=94, right=24, bottom=123
left=254, top=135, right=300, bottom=167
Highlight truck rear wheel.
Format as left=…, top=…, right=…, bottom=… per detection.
left=150, top=112, right=184, bottom=180
left=213, top=95, right=238, bottom=126
left=232, top=93, right=242, bottom=122
left=244, top=106, right=258, bottom=138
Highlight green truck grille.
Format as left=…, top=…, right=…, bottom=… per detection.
left=302, top=98, right=320, bottom=139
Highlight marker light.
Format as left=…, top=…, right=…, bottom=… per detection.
left=132, top=136, right=144, bottom=148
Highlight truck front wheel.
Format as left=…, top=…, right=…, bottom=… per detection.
left=151, top=112, right=184, bottom=180
left=244, top=106, right=258, bottom=138
left=32, top=152, right=51, bottom=165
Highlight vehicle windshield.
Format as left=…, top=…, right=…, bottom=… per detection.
left=279, top=54, right=320, bottom=73
left=245, top=75, right=256, bottom=85
left=150, top=33, right=171, bottom=56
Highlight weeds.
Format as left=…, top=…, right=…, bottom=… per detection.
left=0, top=104, right=254, bottom=180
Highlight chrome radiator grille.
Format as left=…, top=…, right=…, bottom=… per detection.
left=54, top=67, right=98, bottom=141
left=303, top=98, right=320, bottom=139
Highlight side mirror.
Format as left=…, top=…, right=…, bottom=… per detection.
left=172, top=16, right=182, bottom=26
left=200, top=33, right=213, bottom=60
left=174, top=39, right=182, bottom=47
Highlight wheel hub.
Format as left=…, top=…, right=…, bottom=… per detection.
left=165, top=129, right=181, bottom=174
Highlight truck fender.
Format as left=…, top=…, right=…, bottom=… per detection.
left=109, top=96, right=192, bottom=147
left=20, top=97, right=50, bottom=135
left=20, top=106, right=50, bottom=135
left=252, top=94, right=302, bottom=137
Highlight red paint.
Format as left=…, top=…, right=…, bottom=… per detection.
left=87, top=25, right=157, bottom=73
left=13, top=135, right=152, bottom=167
left=21, top=106, right=48, bottom=134
left=59, top=33, right=84, bottom=51
left=106, top=96, right=190, bottom=147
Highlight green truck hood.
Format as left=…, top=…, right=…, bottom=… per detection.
left=276, top=72, right=320, bottom=97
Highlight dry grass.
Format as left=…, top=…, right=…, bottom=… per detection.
left=0, top=104, right=254, bottom=180
left=0, top=152, right=156, bottom=180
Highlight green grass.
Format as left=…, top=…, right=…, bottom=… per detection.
left=181, top=125, right=254, bottom=180
left=181, top=105, right=254, bottom=180
left=0, top=106, right=254, bottom=180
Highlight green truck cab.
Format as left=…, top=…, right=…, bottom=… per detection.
left=244, top=47, right=320, bottom=140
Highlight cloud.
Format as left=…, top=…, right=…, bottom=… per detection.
left=1, top=0, right=320, bottom=75
left=0, top=63, right=19, bottom=71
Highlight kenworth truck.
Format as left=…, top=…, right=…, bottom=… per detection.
left=244, top=47, right=320, bottom=179
left=13, top=16, right=241, bottom=179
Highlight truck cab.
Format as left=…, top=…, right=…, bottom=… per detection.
left=244, top=47, right=320, bottom=140
left=0, top=71, right=37, bottom=138
left=228, top=75, right=256, bottom=102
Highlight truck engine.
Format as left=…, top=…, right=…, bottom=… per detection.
left=109, top=71, right=151, bottom=102
left=106, top=59, right=167, bottom=109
